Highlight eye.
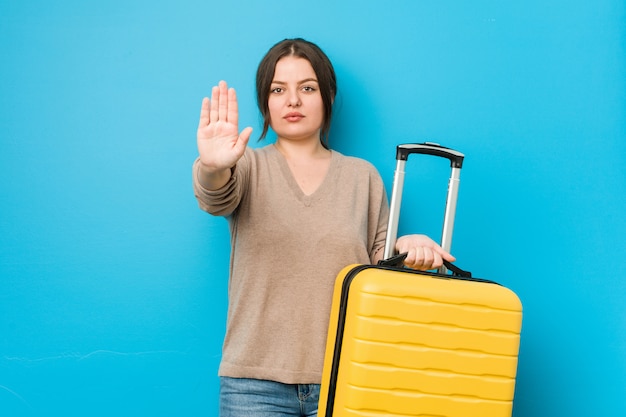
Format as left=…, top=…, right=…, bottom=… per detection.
left=301, top=85, right=317, bottom=93
left=270, top=87, right=284, bottom=94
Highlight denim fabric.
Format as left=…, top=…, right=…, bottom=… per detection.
left=220, top=377, right=320, bottom=417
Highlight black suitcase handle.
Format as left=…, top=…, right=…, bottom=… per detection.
left=378, top=252, right=473, bottom=279
left=396, top=142, right=464, bottom=168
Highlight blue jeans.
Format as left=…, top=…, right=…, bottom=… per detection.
left=220, top=377, right=320, bottom=417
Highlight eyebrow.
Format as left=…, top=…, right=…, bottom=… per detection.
left=271, top=78, right=319, bottom=85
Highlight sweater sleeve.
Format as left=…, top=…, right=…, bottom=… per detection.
left=192, top=149, right=251, bottom=217
left=367, top=165, right=390, bottom=263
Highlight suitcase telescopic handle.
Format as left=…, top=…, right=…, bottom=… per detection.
left=384, top=143, right=465, bottom=274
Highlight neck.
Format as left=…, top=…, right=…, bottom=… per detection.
left=274, top=137, right=328, bottom=160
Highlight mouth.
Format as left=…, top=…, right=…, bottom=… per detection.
left=284, top=112, right=304, bottom=122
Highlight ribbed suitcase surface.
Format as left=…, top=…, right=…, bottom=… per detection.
left=319, top=264, right=523, bottom=417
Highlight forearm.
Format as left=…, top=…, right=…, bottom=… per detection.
left=196, top=160, right=232, bottom=191
left=371, top=246, right=385, bottom=264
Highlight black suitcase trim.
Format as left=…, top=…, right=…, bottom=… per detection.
left=324, top=264, right=371, bottom=417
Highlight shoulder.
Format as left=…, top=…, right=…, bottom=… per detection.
left=333, top=150, right=383, bottom=178
left=331, top=151, right=387, bottom=199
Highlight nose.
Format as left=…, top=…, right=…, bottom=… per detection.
left=287, top=90, right=301, bottom=107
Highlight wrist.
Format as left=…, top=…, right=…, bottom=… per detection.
left=196, top=161, right=233, bottom=190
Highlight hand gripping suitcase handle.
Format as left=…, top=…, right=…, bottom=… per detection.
left=383, top=143, right=465, bottom=274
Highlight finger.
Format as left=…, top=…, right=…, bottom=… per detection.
left=228, top=87, right=239, bottom=127
left=431, top=251, right=444, bottom=269
left=210, top=85, right=219, bottom=123
left=409, top=247, right=425, bottom=269
left=198, top=97, right=210, bottom=128
left=422, top=247, right=435, bottom=269
left=218, top=80, right=228, bottom=122
left=403, top=249, right=416, bottom=267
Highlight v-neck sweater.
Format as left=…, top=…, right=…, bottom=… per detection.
left=193, top=144, right=389, bottom=384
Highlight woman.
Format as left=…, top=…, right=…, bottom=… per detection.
left=193, top=38, right=454, bottom=417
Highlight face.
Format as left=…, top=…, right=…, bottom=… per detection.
left=268, top=56, right=325, bottom=143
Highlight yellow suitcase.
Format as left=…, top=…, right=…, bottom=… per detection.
left=318, top=144, right=523, bottom=417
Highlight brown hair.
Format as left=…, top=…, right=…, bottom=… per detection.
left=256, top=38, right=337, bottom=148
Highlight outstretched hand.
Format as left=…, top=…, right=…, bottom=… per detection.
left=395, top=234, right=456, bottom=270
left=197, top=80, right=253, bottom=172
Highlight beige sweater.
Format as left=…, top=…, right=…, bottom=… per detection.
left=193, top=144, right=389, bottom=384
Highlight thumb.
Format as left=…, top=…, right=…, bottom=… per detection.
left=434, top=244, right=456, bottom=263
left=441, top=250, right=456, bottom=263
left=235, top=127, right=253, bottom=153
left=239, top=126, right=253, bottom=145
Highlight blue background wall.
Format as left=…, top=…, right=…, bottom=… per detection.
left=1, top=0, right=624, bottom=416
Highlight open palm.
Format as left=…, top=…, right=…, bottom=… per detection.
left=197, top=81, right=252, bottom=171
